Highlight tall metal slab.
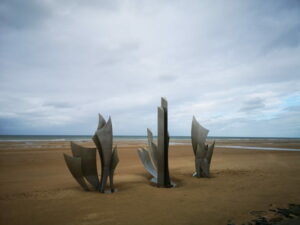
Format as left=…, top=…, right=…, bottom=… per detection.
left=157, top=98, right=171, bottom=187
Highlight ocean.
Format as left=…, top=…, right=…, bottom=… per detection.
left=0, top=135, right=299, bottom=151
left=0, top=135, right=298, bottom=142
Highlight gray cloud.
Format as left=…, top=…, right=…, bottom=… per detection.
left=0, top=0, right=51, bottom=29
left=240, top=98, right=266, bottom=112
left=42, top=101, right=73, bottom=109
left=264, top=24, right=300, bottom=51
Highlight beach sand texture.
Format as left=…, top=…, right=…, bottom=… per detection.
left=0, top=139, right=300, bottom=225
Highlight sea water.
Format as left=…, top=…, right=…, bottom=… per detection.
left=1, top=135, right=299, bottom=142
left=0, top=135, right=299, bottom=151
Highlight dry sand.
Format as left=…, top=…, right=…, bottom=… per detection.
left=0, top=139, right=300, bottom=225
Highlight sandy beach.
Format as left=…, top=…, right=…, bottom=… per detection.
left=0, top=139, right=300, bottom=225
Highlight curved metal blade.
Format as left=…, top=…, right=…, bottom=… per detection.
left=191, top=116, right=209, bottom=155
left=137, top=148, right=157, bottom=178
left=63, top=154, right=89, bottom=191
left=70, top=142, right=99, bottom=188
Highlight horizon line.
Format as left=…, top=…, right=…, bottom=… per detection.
left=0, top=134, right=299, bottom=139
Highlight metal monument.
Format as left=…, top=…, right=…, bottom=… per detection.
left=63, top=114, right=119, bottom=193
left=191, top=116, right=215, bottom=178
left=137, top=97, right=174, bottom=187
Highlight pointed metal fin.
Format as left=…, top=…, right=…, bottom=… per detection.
left=97, top=113, right=106, bottom=130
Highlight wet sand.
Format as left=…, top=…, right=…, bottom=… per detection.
left=0, top=139, right=300, bottom=225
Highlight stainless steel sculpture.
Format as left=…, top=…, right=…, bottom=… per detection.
left=137, top=98, right=174, bottom=187
left=191, top=116, right=215, bottom=178
left=63, top=114, right=119, bottom=193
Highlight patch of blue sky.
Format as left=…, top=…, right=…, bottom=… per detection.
left=281, top=93, right=300, bottom=109
left=254, top=94, right=300, bottom=121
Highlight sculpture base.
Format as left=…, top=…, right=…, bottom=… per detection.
left=101, top=188, right=118, bottom=194
left=192, top=172, right=210, bottom=178
left=150, top=177, right=176, bottom=188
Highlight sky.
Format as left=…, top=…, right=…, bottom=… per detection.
left=0, top=0, right=300, bottom=137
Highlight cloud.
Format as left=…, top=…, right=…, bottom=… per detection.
left=0, top=0, right=300, bottom=137
left=0, top=0, right=51, bottom=29
left=240, top=98, right=265, bottom=112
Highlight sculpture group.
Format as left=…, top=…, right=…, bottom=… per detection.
left=63, top=97, right=215, bottom=193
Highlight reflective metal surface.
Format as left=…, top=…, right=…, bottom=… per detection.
left=147, top=129, right=158, bottom=169
left=191, top=116, right=215, bottom=178
left=157, top=98, right=171, bottom=187
left=70, top=142, right=99, bottom=188
left=93, top=114, right=119, bottom=193
left=63, top=153, right=90, bottom=191
left=191, top=116, right=209, bottom=156
left=137, top=147, right=157, bottom=178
